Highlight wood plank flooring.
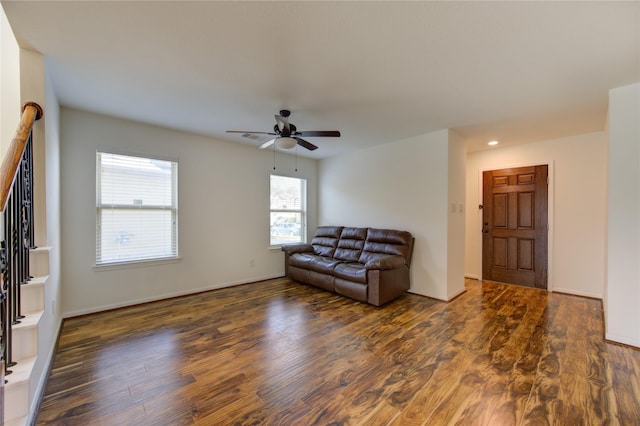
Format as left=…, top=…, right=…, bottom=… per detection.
left=36, top=278, right=640, bottom=425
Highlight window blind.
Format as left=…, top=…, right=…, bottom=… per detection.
left=96, top=152, right=178, bottom=265
left=270, top=174, right=306, bottom=246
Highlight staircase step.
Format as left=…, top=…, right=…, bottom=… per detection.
left=21, top=275, right=48, bottom=315
left=11, top=310, right=43, bottom=361
left=4, top=356, right=36, bottom=423
left=4, top=248, right=52, bottom=424
left=29, top=246, right=51, bottom=277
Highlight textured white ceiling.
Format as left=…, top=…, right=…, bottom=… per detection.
left=3, top=1, right=639, bottom=158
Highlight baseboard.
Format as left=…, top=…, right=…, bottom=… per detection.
left=552, top=287, right=603, bottom=300
left=446, top=287, right=467, bottom=302
left=406, top=290, right=448, bottom=302
left=62, top=273, right=285, bottom=318
left=605, top=332, right=640, bottom=349
left=464, top=274, right=480, bottom=280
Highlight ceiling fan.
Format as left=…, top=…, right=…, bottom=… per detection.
left=226, top=109, right=340, bottom=151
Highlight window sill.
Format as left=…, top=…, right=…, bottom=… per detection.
left=93, top=256, right=182, bottom=272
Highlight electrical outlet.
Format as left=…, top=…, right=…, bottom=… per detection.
left=250, top=259, right=255, bottom=268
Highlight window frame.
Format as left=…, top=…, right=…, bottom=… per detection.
left=269, top=174, right=307, bottom=247
left=95, top=151, right=179, bottom=267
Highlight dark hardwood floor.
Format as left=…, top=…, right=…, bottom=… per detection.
left=36, top=278, right=640, bottom=425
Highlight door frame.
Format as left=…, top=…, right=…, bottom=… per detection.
left=476, top=160, right=555, bottom=291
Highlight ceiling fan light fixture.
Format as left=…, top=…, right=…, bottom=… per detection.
left=276, top=137, right=297, bottom=150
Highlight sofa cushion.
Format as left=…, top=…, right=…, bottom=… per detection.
left=311, top=226, right=343, bottom=257
left=334, top=227, right=367, bottom=262
left=333, top=262, right=368, bottom=284
left=359, top=228, right=414, bottom=265
left=289, top=252, right=319, bottom=269
left=308, top=256, right=342, bottom=274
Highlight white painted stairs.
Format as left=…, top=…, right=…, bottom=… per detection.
left=4, top=247, right=50, bottom=426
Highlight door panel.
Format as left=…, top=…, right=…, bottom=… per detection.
left=482, top=165, right=548, bottom=289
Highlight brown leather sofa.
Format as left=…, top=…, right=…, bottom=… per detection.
left=282, top=226, right=414, bottom=306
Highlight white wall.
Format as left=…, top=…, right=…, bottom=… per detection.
left=447, top=131, right=466, bottom=299
left=319, top=129, right=466, bottom=301
left=60, top=108, right=318, bottom=316
left=19, top=49, right=63, bottom=419
left=606, top=82, right=640, bottom=347
left=0, top=4, right=20, bottom=157
left=465, top=132, right=607, bottom=299
left=20, top=50, right=47, bottom=246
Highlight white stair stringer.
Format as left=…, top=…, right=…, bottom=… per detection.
left=4, top=247, right=51, bottom=426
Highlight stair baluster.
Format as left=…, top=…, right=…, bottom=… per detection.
left=0, top=103, right=43, bottom=382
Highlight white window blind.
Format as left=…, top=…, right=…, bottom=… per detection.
left=96, top=152, right=178, bottom=265
left=270, top=175, right=306, bottom=246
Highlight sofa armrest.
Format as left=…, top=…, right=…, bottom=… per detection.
left=281, top=244, right=314, bottom=255
left=364, top=255, right=406, bottom=270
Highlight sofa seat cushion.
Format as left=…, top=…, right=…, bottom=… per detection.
left=333, top=262, right=368, bottom=284
left=308, top=256, right=342, bottom=274
left=289, top=252, right=319, bottom=269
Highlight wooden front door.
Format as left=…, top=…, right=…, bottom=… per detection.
left=482, top=165, right=548, bottom=289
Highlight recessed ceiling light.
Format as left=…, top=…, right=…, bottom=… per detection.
left=488, top=140, right=499, bottom=146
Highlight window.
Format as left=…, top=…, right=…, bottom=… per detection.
left=270, top=175, right=306, bottom=246
left=96, top=152, right=178, bottom=265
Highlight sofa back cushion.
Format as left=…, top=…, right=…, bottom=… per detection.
left=359, top=228, right=414, bottom=266
left=311, top=226, right=344, bottom=257
left=334, top=227, right=367, bottom=262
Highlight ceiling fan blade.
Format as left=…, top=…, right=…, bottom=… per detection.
left=295, top=137, right=318, bottom=151
left=295, top=130, right=341, bottom=137
left=274, top=114, right=291, bottom=136
left=258, top=138, right=276, bottom=149
left=226, top=130, right=276, bottom=135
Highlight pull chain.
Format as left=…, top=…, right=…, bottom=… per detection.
left=295, top=144, right=298, bottom=172
left=273, top=141, right=276, bottom=170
